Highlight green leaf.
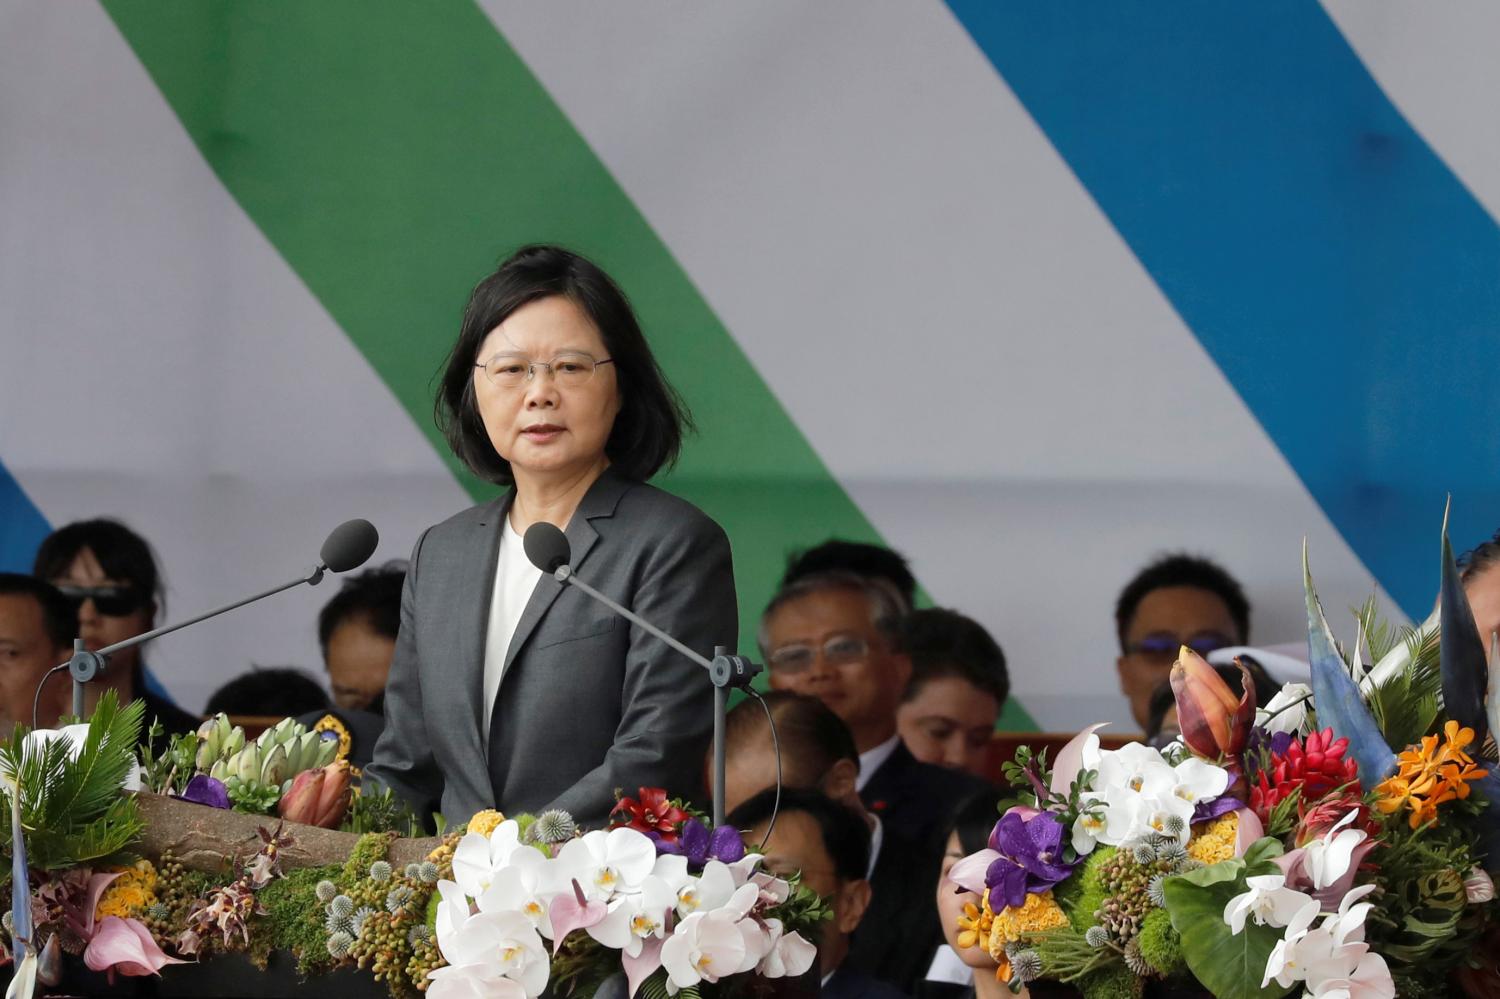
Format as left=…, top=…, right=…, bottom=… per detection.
left=1163, top=874, right=1295, bottom=999
left=1242, top=836, right=1285, bottom=875
left=1173, top=856, right=1243, bottom=889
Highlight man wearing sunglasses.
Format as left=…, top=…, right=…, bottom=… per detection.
left=1113, top=553, right=1251, bottom=732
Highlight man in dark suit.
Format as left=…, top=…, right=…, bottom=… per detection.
left=730, top=788, right=908, bottom=999
left=720, top=693, right=945, bottom=995
left=758, top=571, right=989, bottom=849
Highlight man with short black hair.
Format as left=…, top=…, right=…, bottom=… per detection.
left=759, top=573, right=987, bottom=847
left=0, top=574, right=75, bottom=731
left=730, top=788, right=906, bottom=999
left=1114, top=553, right=1250, bottom=731
left=317, top=563, right=405, bottom=712
left=896, top=608, right=1008, bottom=777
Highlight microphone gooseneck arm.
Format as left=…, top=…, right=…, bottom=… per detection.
left=553, top=566, right=712, bottom=670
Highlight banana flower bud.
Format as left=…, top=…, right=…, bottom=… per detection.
left=1170, top=647, right=1256, bottom=760
left=278, top=760, right=352, bottom=828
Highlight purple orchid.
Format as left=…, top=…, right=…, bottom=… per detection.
left=984, top=809, right=1076, bottom=911
left=179, top=775, right=230, bottom=809
left=1192, top=794, right=1244, bottom=824
left=652, top=817, right=745, bottom=869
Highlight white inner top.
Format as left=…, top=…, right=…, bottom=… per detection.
left=482, top=514, right=544, bottom=742
left=855, top=733, right=900, bottom=793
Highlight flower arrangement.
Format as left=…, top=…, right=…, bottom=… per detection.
left=948, top=517, right=1500, bottom=999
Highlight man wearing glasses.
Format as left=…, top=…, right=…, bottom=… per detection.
left=1113, top=553, right=1251, bottom=733
left=758, top=571, right=988, bottom=848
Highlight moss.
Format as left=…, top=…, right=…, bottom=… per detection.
left=257, top=864, right=342, bottom=976
left=1136, top=908, right=1184, bottom=976
left=341, top=832, right=395, bottom=885
left=1069, top=846, right=1117, bottom=934
left=1079, top=964, right=1141, bottom=999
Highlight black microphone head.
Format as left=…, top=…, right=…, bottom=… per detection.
left=523, top=522, right=571, bottom=573
left=320, top=519, right=380, bottom=573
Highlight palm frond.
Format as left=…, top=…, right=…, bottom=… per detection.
left=1368, top=644, right=1444, bottom=751
left=1354, top=594, right=1399, bottom=663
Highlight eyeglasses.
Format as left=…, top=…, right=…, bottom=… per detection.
left=1123, top=632, right=1234, bottom=664
left=474, top=351, right=615, bottom=389
left=54, top=583, right=148, bottom=617
left=768, top=634, right=870, bottom=674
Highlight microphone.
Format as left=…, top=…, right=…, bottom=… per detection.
left=521, top=522, right=760, bottom=828
left=321, top=518, right=380, bottom=573
left=41, top=518, right=381, bottom=724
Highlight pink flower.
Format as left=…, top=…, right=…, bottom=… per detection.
left=83, top=916, right=186, bottom=977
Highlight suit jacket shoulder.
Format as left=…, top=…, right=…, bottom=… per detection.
left=824, top=966, right=912, bottom=999
left=861, top=743, right=994, bottom=847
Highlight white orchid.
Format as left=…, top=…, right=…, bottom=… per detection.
left=555, top=828, right=658, bottom=903
left=476, top=847, right=557, bottom=936
left=1169, top=756, right=1230, bottom=810
left=1077, top=742, right=1229, bottom=848
left=425, top=964, right=527, bottom=999
left=755, top=918, right=817, bottom=979
left=1095, top=742, right=1177, bottom=798
left=660, top=911, right=749, bottom=993
left=1262, top=885, right=1393, bottom=999
left=431, top=904, right=550, bottom=999
left=587, top=875, right=680, bottom=957
left=1225, top=874, right=1316, bottom=935
left=1261, top=898, right=1321, bottom=989
left=1256, top=682, right=1313, bottom=735
left=1301, top=811, right=1367, bottom=891
left=657, top=857, right=739, bottom=919
left=453, top=820, right=533, bottom=899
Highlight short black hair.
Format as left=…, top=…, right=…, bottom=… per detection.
left=32, top=519, right=164, bottom=615
left=782, top=540, right=916, bottom=612
left=724, top=691, right=858, bottom=787
left=317, top=562, right=406, bottom=661
left=902, top=608, right=1009, bottom=707
left=204, top=667, right=331, bottom=718
left=436, top=244, right=693, bottom=484
left=946, top=791, right=1003, bottom=857
left=1114, top=553, right=1250, bottom=649
left=0, top=573, right=75, bottom=650
left=728, top=786, right=870, bottom=884
left=1143, top=656, right=1279, bottom=739
left=1459, top=531, right=1500, bottom=586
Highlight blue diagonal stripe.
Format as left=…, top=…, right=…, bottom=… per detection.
left=947, top=1, right=1500, bottom=617
left=0, top=458, right=49, bottom=573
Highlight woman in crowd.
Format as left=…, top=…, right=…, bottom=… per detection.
left=934, top=793, right=1025, bottom=999
left=33, top=518, right=200, bottom=741
left=366, top=244, right=738, bottom=827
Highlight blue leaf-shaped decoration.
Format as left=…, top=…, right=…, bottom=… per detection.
left=1304, top=541, right=1396, bottom=791
left=1440, top=498, right=1489, bottom=746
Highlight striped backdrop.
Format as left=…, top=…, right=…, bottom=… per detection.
left=3, top=2, right=1498, bottom=729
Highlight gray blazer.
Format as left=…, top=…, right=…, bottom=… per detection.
left=365, top=469, right=737, bottom=827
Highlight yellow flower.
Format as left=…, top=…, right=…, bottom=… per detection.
left=1187, top=812, right=1239, bottom=865
left=468, top=809, right=506, bottom=838
left=988, top=890, right=1068, bottom=961
left=95, top=883, right=151, bottom=921
left=1376, top=721, right=1489, bottom=830
left=955, top=895, right=994, bottom=950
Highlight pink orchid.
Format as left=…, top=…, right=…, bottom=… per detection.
left=547, top=879, right=606, bottom=954
left=1234, top=807, right=1264, bottom=857
left=622, top=935, right=665, bottom=998
left=83, top=916, right=186, bottom=978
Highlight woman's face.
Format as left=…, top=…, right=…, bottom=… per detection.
left=936, top=831, right=1000, bottom=971
left=49, top=546, right=154, bottom=673
left=473, top=295, right=622, bottom=486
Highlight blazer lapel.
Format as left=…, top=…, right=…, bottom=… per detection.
left=462, top=493, right=510, bottom=739
left=499, top=468, right=631, bottom=676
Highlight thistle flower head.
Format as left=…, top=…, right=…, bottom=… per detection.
left=407, top=923, right=434, bottom=946
left=351, top=906, right=376, bottom=938
left=327, top=931, right=354, bottom=959
left=1146, top=874, right=1168, bottom=908
left=1132, top=842, right=1158, bottom=865
left=529, top=809, right=578, bottom=844
left=368, top=861, right=393, bottom=883
left=404, top=864, right=421, bottom=880
left=146, top=902, right=172, bottom=921
left=1084, top=926, right=1111, bottom=949
left=1162, top=814, right=1186, bottom=837
left=418, top=861, right=440, bottom=884
left=324, top=910, right=353, bottom=936
left=1008, top=949, right=1042, bottom=984
left=1156, top=840, right=1188, bottom=867
left=329, top=895, right=354, bottom=919
left=315, top=880, right=339, bottom=904
left=386, top=886, right=415, bottom=914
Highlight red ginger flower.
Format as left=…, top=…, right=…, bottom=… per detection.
left=610, top=787, right=688, bottom=842
left=1294, top=792, right=1379, bottom=847
left=1250, top=727, right=1358, bottom=825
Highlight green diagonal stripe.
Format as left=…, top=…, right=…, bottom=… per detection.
left=100, top=0, right=1035, bottom=727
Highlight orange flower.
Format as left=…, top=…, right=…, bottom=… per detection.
left=1375, top=721, right=1489, bottom=829
left=955, top=895, right=994, bottom=951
